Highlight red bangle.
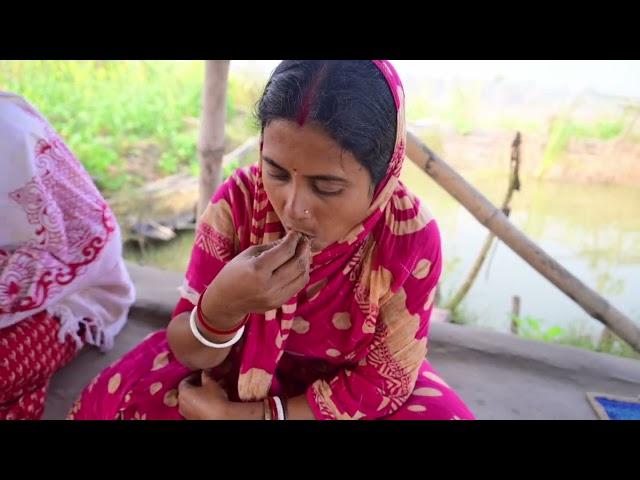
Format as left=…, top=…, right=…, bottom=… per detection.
left=196, top=289, right=248, bottom=335
left=268, top=397, right=278, bottom=421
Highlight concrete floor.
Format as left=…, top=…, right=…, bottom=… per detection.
left=44, top=264, right=640, bottom=420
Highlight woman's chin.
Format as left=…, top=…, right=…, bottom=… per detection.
left=309, top=238, right=326, bottom=253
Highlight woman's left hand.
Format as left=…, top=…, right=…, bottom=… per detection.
left=178, top=370, right=229, bottom=420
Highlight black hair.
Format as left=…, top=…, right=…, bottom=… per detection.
left=256, top=60, right=397, bottom=188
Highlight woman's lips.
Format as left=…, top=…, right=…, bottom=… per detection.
left=285, top=227, right=315, bottom=239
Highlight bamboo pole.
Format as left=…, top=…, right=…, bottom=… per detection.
left=405, top=130, right=640, bottom=353
left=197, top=60, right=230, bottom=219
left=447, top=132, right=522, bottom=312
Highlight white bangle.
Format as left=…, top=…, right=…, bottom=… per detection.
left=189, top=307, right=245, bottom=349
left=273, top=396, right=285, bottom=420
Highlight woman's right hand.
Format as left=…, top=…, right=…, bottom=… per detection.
left=201, top=231, right=311, bottom=327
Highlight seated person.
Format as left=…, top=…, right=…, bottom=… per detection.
left=0, top=92, right=135, bottom=419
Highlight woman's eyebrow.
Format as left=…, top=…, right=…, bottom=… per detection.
left=263, top=155, right=350, bottom=184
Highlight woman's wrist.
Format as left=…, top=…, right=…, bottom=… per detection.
left=216, top=397, right=289, bottom=420
left=200, top=286, right=248, bottom=332
left=222, top=400, right=265, bottom=420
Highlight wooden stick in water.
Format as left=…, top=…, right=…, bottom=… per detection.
left=405, top=130, right=640, bottom=353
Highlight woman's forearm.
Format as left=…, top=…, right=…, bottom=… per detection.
left=167, top=311, right=239, bottom=370
left=285, top=394, right=316, bottom=420
left=223, top=394, right=316, bottom=420
left=167, top=281, right=250, bottom=370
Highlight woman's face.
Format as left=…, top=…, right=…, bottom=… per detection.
left=261, top=119, right=375, bottom=252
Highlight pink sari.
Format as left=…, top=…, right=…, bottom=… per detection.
left=70, top=60, right=474, bottom=420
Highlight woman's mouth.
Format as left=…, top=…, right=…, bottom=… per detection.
left=285, top=227, right=315, bottom=240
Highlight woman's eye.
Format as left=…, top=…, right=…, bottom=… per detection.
left=313, top=184, right=343, bottom=196
left=267, top=170, right=289, bottom=181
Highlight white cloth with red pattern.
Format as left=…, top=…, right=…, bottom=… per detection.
left=0, top=92, right=134, bottom=351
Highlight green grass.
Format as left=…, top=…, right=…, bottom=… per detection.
left=511, top=315, right=640, bottom=360
left=512, top=315, right=566, bottom=342
left=446, top=86, right=478, bottom=135
left=496, top=117, right=544, bottom=135
left=444, top=306, right=640, bottom=361
left=124, top=231, right=195, bottom=272
left=558, top=332, right=640, bottom=360
left=5, top=61, right=636, bottom=194
left=537, top=115, right=628, bottom=178
left=444, top=301, right=479, bottom=326
left=0, top=60, right=263, bottom=195
left=407, top=84, right=479, bottom=136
